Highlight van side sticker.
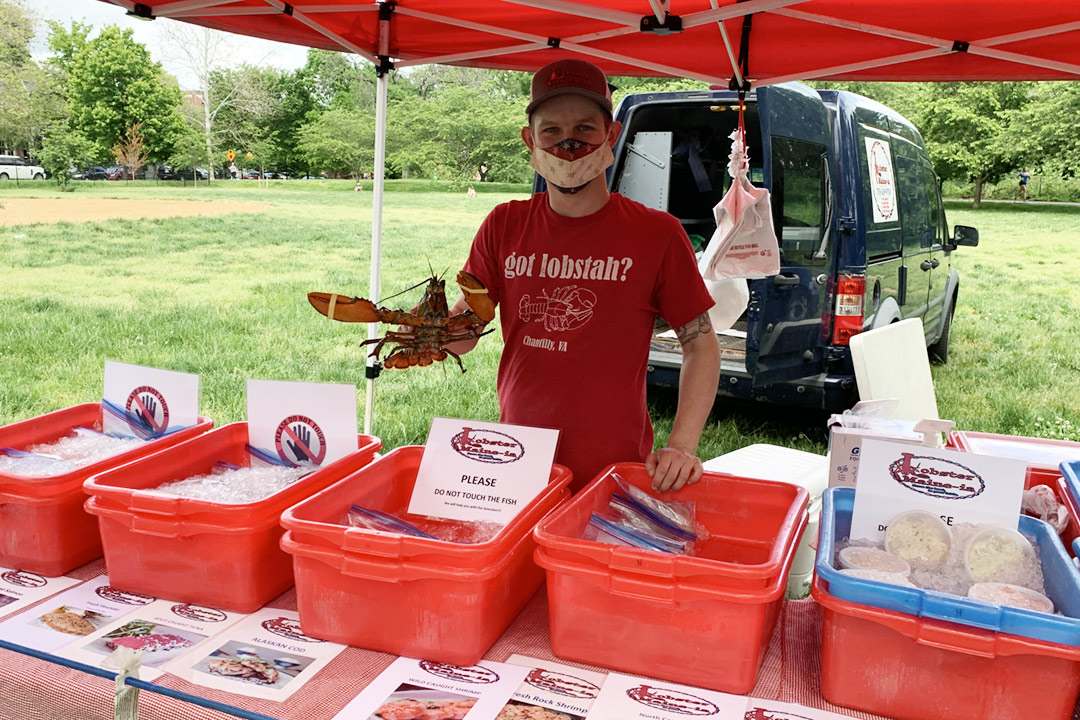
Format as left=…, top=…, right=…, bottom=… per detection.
left=864, top=137, right=897, bottom=223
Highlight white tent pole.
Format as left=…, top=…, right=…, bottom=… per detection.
left=365, top=68, right=388, bottom=436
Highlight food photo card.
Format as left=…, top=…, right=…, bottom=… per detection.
left=850, top=438, right=1028, bottom=541
left=0, top=576, right=155, bottom=654
left=745, top=698, right=862, bottom=720
left=102, top=361, right=200, bottom=438
left=53, top=599, right=248, bottom=681
left=504, top=654, right=608, bottom=719
left=408, top=418, right=559, bottom=525
left=585, top=672, right=748, bottom=720
left=246, top=379, right=358, bottom=468
left=0, top=568, right=81, bottom=620
left=331, top=656, right=530, bottom=720
left=163, top=608, right=348, bottom=702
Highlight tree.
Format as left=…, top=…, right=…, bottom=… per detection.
left=45, top=18, right=91, bottom=76
left=385, top=66, right=530, bottom=183
left=210, top=64, right=313, bottom=174
left=911, top=82, right=1031, bottom=208
left=300, top=48, right=373, bottom=110
left=0, top=0, right=39, bottom=153
left=111, top=122, right=150, bottom=180
left=159, top=20, right=249, bottom=180
left=1001, top=82, right=1080, bottom=178
left=66, top=26, right=186, bottom=163
left=169, top=128, right=209, bottom=186
left=37, top=125, right=94, bottom=191
left=298, top=108, right=374, bottom=178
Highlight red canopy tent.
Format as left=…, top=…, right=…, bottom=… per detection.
left=94, top=0, right=1080, bottom=430
left=101, top=0, right=1080, bottom=84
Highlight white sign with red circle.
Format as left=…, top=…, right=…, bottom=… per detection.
left=103, top=361, right=200, bottom=438
left=246, top=380, right=357, bottom=467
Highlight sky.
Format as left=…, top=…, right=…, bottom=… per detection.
left=28, top=0, right=310, bottom=90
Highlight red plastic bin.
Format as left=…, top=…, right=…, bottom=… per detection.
left=0, top=403, right=212, bottom=575
left=947, top=430, right=1080, bottom=489
left=813, top=575, right=1080, bottom=720
left=279, top=445, right=572, bottom=665
left=83, top=422, right=380, bottom=612
left=532, top=463, right=808, bottom=694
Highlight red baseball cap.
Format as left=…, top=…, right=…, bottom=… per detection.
left=527, top=58, right=613, bottom=116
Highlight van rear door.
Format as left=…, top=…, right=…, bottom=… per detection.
left=747, top=83, right=833, bottom=386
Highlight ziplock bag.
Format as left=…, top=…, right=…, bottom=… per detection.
left=584, top=513, right=687, bottom=554
left=612, top=474, right=697, bottom=541
left=346, top=505, right=438, bottom=539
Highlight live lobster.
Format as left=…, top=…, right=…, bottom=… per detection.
left=307, top=271, right=496, bottom=372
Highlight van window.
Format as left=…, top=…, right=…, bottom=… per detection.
left=769, top=136, right=826, bottom=266
left=892, top=141, right=934, bottom=250
left=925, top=165, right=947, bottom=245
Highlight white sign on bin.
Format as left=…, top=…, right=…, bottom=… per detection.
left=408, top=418, right=559, bottom=525
left=246, top=379, right=357, bottom=468
left=103, top=361, right=200, bottom=438
left=850, top=438, right=1027, bottom=541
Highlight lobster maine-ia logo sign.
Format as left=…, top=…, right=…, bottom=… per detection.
left=171, top=604, right=228, bottom=623
left=524, top=668, right=601, bottom=699
left=1, top=570, right=46, bottom=588
left=262, top=617, right=323, bottom=643
left=745, top=707, right=815, bottom=720
left=419, top=661, right=500, bottom=684
left=450, top=427, right=525, bottom=464
left=96, top=586, right=155, bottom=606
left=889, top=452, right=985, bottom=499
left=626, top=685, right=720, bottom=716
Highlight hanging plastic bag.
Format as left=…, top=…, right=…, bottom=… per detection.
left=698, top=127, right=780, bottom=282
left=702, top=277, right=749, bottom=332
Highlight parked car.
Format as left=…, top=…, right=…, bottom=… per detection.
left=160, top=166, right=208, bottom=181
left=72, top=166, right=109, bottom=181
left=0, top=155, right=45, bottom=180
left=569, top=82, right=979, bottom=411
left=300, top=174, right=327, bottom=180
left=105, top=166, right=128, bottom=180
left=242, top=169, right=261, bottom=180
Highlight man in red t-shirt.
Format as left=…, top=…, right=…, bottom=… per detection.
left=450, top=58, right=720, bottom=493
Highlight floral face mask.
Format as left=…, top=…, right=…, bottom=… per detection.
left=529, top=137, right=614, bottom=194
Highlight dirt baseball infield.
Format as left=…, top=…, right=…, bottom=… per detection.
left=0, top=197, right=271, bottom=227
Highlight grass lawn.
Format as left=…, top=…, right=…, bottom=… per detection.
left=2, top=181, right=1079, bottom=463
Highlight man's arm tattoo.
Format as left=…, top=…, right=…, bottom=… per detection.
left=675, top=313, right=714, bottom=346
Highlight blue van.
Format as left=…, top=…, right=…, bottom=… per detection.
left=604, top=82, right=978, bottom=411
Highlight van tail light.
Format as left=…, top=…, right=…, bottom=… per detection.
left=830, top=272, right=866, bottom=346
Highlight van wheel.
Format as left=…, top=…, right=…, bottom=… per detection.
left=928, top=301, right=954, bottom=364
left=33, top=173, right=43, bottom=180
left=0, top=173, right=8, bottom=180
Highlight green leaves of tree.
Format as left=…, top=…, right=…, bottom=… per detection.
left=66, top=26, right=186, bottom=163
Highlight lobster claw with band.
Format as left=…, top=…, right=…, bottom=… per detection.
left=307, top=271, right=496, bottom=372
